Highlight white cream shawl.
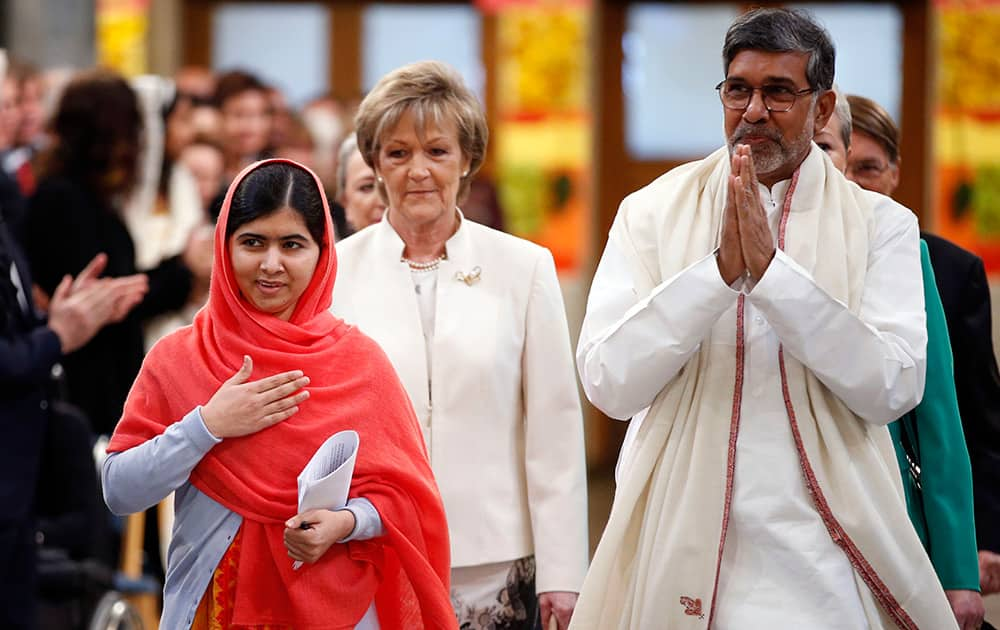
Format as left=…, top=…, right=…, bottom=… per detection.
left=570, top=146, right=956, bottom=629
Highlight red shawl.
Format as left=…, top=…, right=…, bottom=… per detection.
left=108, top=159, right=455, bottom=629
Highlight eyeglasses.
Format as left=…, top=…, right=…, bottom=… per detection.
left=847, top=160, right=893, bottom=179
left=715, top=80, right=815, bottom=113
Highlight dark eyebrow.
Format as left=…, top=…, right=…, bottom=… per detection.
left=236, top=231, right=311, bottom=242
left=762, top=76, right=798, bottom=87
left=726, top=75, right=798, bottom=87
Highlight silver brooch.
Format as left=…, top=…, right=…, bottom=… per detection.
left=455, top=266, right=481, bottom=286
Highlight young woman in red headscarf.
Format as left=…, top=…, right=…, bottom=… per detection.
left=103, top=159, right=455, bottom=630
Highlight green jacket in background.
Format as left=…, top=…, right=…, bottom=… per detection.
left=889, top=239, right=979, bottom=591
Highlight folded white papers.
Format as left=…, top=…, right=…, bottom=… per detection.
left=292, top=429, right=359, bottom=569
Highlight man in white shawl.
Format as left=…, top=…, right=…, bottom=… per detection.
left=573, top=8, right=957, bottom=630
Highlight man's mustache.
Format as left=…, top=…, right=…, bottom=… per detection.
left=730, top=124, right=783, bottom=146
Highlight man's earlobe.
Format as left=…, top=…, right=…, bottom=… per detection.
left=814, top=90, right=836, bottom=129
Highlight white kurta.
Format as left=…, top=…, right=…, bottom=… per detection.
left=578, top=180, right=926, bottom=628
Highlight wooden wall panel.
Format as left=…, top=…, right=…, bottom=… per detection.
left=330, top=2, right=361, bottom=102
left=180, top=0, right=214, bottom=67
left=899, top=1, right=929, bottom=220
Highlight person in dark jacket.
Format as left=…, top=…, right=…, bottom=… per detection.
left=922, top=232, right=1000, bottom=591
left=0, top=203, right=145, bottom=628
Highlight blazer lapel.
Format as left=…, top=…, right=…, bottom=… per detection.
left=430, top=216, right=495, bottom=413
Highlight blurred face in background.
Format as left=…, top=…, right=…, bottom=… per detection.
left=846, top=131, right=899, bottom=197
left=179, top=142, right=225, bottom=211
left=302, top=98, right=347, bottom=192
left=17, top=75, right=45, bottom=147
left=166, top=99, right=222, bottom=162
left=190, top=104, right=222, bottom=140
left=275, top=145, right=315, bottom=171
left=268, top=88, right=291, bottom=149
left=165, top=97, right=196, bottom=160
left=220, top=89, right=272, bottom=161
left=174, top=66, right=215, bottom=101
left=0, top=77, right=21, bottom=151
left=273, top=115, right=317, bottom=172
left=814, top=112, right=849, bottom=172
left=339, top=148, right=385, bottom=231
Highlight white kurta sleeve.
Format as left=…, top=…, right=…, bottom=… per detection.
left=747, top=203, right=927, bottom=425
left=521, top=249, right=589, bottom=594
left=576, top=239, right=740, bottom=420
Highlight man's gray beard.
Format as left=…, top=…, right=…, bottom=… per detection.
left=727, top=107, right=816, bottom=180
left=744, top=140, right=786, bottom=175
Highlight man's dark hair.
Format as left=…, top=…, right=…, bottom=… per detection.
left=723, top=8, right=836, bottom=91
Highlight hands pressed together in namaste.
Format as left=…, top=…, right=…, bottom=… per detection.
left=717, top=144, right=777, bottom=286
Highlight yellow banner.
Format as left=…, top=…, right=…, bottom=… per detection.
left=932, top=0, right=1000, bottom=272
left=96, top=0, right=150, bottom=77
left=495, top=3, right=592, bottom=274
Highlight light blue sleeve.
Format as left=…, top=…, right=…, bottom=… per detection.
left=102, top=406, right=221, bottom=515
left=338, top=497, right=385, bottom=541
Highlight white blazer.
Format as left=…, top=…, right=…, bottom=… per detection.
left=331, top=215, right=588, bottom=593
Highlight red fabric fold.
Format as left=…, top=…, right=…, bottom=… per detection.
left=108, top=159, right=455, bottom=629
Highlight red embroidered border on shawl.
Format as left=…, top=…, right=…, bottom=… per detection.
left=706, top=294, right=747, bottom=627
left=776, top=169, right=917, bottom=630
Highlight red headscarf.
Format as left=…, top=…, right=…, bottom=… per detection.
left=108, top=159, right=455, bottom=628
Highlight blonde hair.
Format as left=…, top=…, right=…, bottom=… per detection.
left=354, top=61, right=487, bottom=204
left=847, top=94, right=899, bottom=163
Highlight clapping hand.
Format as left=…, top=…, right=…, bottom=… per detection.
left=68, top=252, right=148, bottom=322
left=47, top=253, right=149, bottom=353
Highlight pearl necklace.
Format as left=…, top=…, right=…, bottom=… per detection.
left=401, top=253, right=446, bottom=271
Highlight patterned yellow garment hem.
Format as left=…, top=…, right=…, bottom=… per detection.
left=191, top=527, right=293, bottom=630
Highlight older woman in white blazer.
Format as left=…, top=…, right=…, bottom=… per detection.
left=331, top=61, right=588, bottom=630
